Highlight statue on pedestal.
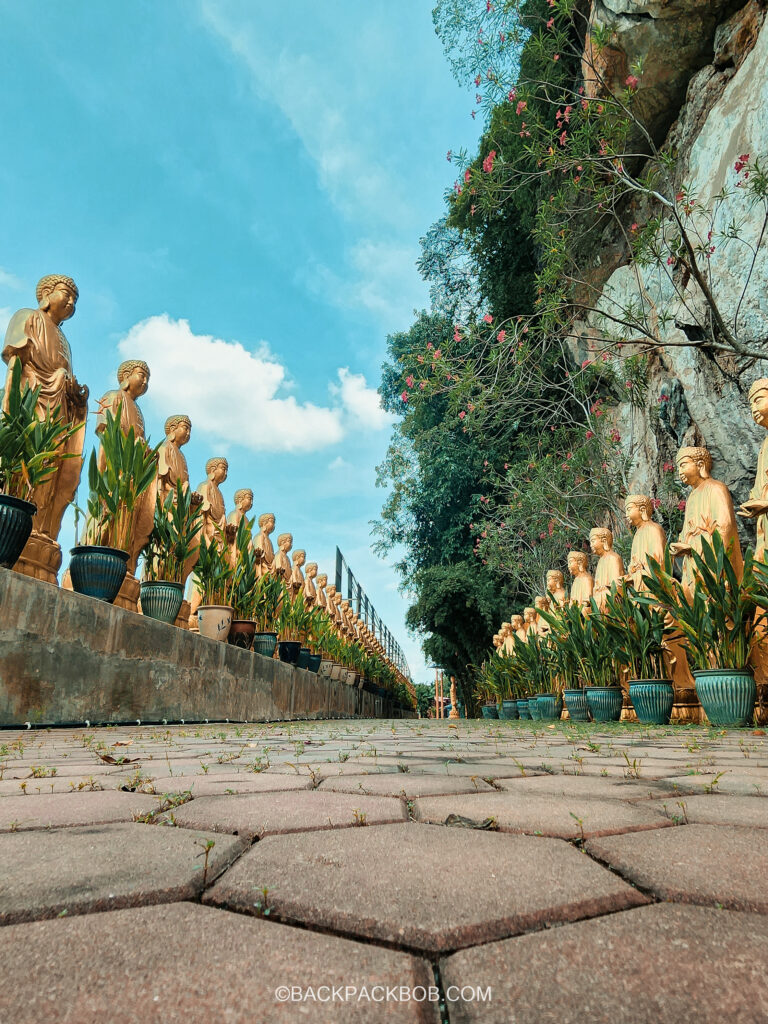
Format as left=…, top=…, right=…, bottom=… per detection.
left=511, top=613, right=527, bottom=643
left=304, top=562, right=318, bottom=607
left=670, top=446, right=743, bottom=598
left=624, top=495, right=666, bottom=591
left=95, top=359, right=155, bottom=612
left=568, top=551, right=594, bottom=609
left=449, top=679, right=460, bottom=719
left=226, top=488, right=253, bottom=567
left=188, top=457, right=230, bottom=626
left=254, top=513, right=276, bottom=576
left=590, top=527, right=625, bottom=610
left=325, top=583, right=338, bottom=621
left=500, top=621, right=514, bottom=655
left=158, top=415, right=192, bottom=503
left=289, top=549, right=306, bottom=601
left=534, top=596, right=551, bottom=636
left=273, top=532, right=293, bottom=583
left=2, top=275, right=89, bottom=583
left=546, top=569, right=567, bottom=606
left=523, top=606, right=538, bottom=637
left=315, top=572, right=328, bottom=610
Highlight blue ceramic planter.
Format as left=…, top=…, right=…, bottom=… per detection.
left=629, top=680, right=674, bottom=725
left=69, top=545, right=129, bottom=603
left=517, top=699, right=531, bottom=720
left=253, top=632, right=278, bottom=658
left=297, top=647, right=311, bottom=670
left=585, top=686, right=623, bottom=722
left=563, top=688, right=589, bottom=721
left=499, top=699, right=520, bottom=720
left=140, top=580, right=185, bottom=623
left=0, top=494, right=35, bottom=569
left=528, top=697, right=542, bottom=721
left=537, top=693, right=563, bottom=721
left=481, top=704, right=499, bottom=719
left=694, top=669, right=756, bottom=727
left=278, top=640, right=301, bottom=665
left=307, top=653, right=322, bottom=673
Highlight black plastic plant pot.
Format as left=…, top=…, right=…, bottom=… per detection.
left=297, top=646, right=311, bottom=670
left=278, top=640, right=301, bottom=665
left=0, top=494, right=36, bottom=569
left=69, top=545, right=129, bottom=603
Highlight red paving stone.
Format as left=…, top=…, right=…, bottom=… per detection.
left=493, top=774, right=673, bottom=801
left=167, top=790, right=408, bottom=838
left=440, top=903, right=768, bottom=1024
left=0, top=903, right=438, bottom=1024
left=413, top=791, right=672, bottom=839
left=318, top=774, right=497, bottom=797
left=0, top=790, right=161, bottom=831
left=586, top=824, right=768, bottom=912
left=147, top=773, right=314, bottom=796
left=645, top=793, right=768, bottom=827
left=0, top=822, right=245, bottom=924
left=204, top=822, right=647, bottom=952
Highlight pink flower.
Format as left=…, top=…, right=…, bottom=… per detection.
left=458, top=411, right=466, bottom=420
left=496, top=329, right=506, bottom=343
left=507, top=89, right=516, bottom=102
left=652, top=498, right=662, bottom=510
left=631, top=222, right=639, bottom=232
left=585, top=430, right=594, bottom=440
left=610, top=429, right=621, bottom=443
left=401, top=392, right=408, bottom=403
left=483, top=313, right=493, bottom=324
left=667, top=257, right=675, bottom=266
left=446, top=150, right=452, bottom=162
left=405, top=375, right=414, bottom=388
left=663, top=462, right=674, bottom=472
left=566, top=452, right=573, bottom=460
left=464, top=169, right=471, bottom=183
left=735, top=154, right=750, bottom=173
left=546, top=17, right=554, bottom=28
left=553, top=53, right=560, bottom=61
left=474, top=74, right=481, bottom=87
left=453, top=329, right=462, bottom=342
left=516, top=100, right=527, bottom=116
left=482, top=150, right=496, bottom=173
left=581, top=358, right=592, bottom=368
left=419, top=381, right=426, bottom=390
left=433, top=349, right=441, bottom=359
left=677, top=499, right=686, bottom=511
left=427, top=342, right=433, bottom=350
left=481, top=530, right=487, bottom=538
left=504, top=463, right=508, bottom=469
left=559, top=130, right=567, bottom=146
left=625, top=75, right=639, bottom=90
left=625, top=381, right=633, bottom=389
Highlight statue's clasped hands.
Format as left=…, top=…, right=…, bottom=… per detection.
left=738, top=498, right=768, bottom=519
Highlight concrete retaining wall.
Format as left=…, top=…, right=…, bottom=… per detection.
left=0, top=569, right=410, bottom=727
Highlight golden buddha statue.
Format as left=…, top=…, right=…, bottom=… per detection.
left=590, top=528, right=625, bottom=610
left=315, top=572, right=328, bottom=610
left=304, top=562, right=318, bottom=607
left=449, top=679, right=460, bottom=719
left=289, top=549, right=306, bottom=600
left=523, top=606, right=538, bottom=637
left=546, top=569, right=567, bottom=606
left=254, top=513, right=276, bottom=576
left=670, top=446, right=743, bottom=597
left=567, top=551, right=594, bottom=609
left=624, top=494, right=666, bottom=591
left=188, top=457, right=230, bottom=627
left=273, top=532, right=293, bottom=583
left=3, top=274, right=89, bottom=583
left=325, top=583, right=338, bottom=621
left=511, top=613, right=527, bottom=643
left=157, top=415, right=192, bottom=503
left=499, top=621, right=514, bottom=655
left=534, top=596, right=551, bottom=636
left=227, top=488, right=253, bottom=532
left=332, top=591, right=344, bottom=628
left=492, top=632, right=502, bottom=651
left=95, top=359, right=156, bottom=612
left=739, top=379, right=768, bottom=561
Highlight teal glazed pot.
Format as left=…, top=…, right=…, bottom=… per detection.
left=528, top=697, right=542, bottom=721
left=694, top=669, right=756, bottom=727
left=537, top=693, right=563, bottom=721
left=69, top=545, right=129, bottom=603
left=499, top=700, right=520, bottom=720
left=278, top=640, right=301, bottom=665
left=253, top=631, right=278, bottom=658
left=585, top=687, right=623, bottom=722
left=517, top=699, right=531, bottom=720
left=297, top=647, right=311, bottom=670
left=629, top=680, right=674, bottom=725
left=307, top=653, right=322, bottom=673
left=563, top=688, right=589, bottom=722
left=140, top=580, right=184, bottom=624
left=0, top=494, right=35, bottom=568
left=481, top=704, right=499, bottom=719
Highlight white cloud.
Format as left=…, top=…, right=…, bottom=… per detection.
left=118, top=314, right=344, bottom=453
left=0, top=269, right=23, bottom=291
left=332, top=367, right=393, bottom=431
left=328, top=456, right=352, bottom=472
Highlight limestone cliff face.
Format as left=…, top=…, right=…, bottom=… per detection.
left=579, top=0, right=768, bottom=519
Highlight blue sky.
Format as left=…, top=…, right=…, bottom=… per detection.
left=0, top=0, right=480, bottom=682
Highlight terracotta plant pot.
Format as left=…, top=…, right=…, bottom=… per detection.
left=69, top=545, right=129, bottom=604
left=0, top=494, right=35, bottom=569
left=140, top=581, right=184, bottom=624
left=228, top=619, right=256, bottom=650
left=197, top=605, right=232, bottom=642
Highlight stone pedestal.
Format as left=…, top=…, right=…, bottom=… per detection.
left=671, top=687, right=704, bottom=724
left=174, top=600, right=191, bottom=630
left=13, top=532, right=62, bottom=586
left=113, top=572, right=140, bottom=614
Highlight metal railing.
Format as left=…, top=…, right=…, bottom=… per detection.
left=334, top=547, right=410, bottom=678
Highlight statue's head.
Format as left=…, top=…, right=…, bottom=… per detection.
left=292, top=548, right=306, bottom=566
left=326, top=584, right=337, bottom=599
left=500, top=621, right=511, bottom=636
left=546, top=569, right=564, bottom=589
left=36, top=274, right=78, bottom=323
left=568, top=550, right=588, bottom=574
left=523, top=606, right=537, bottom=623
left=511, top=614, right=524, bottom=629
left=233, top=488, right=253, bottom=512
left=305, top=562, right=318, bottom=578
left=277, top=532, right=292, bottom=551
left=117, top=359, right=150, bottom=399
left=258, top=512, right=275, bottom=532
left=749, top=379, right=768, bottom=428
left=534, top=595, right=549, bottom=612
left=164, top=414, right=191, bottom=445
left=589, top=527, right=613, bottom=555
left=677, top=446, right=711, bottom=486
left=625, top=493, right=653, bottom=527
left=317, top=572, right=328, bottom=587
left=205, top=457, right=228, bottom=483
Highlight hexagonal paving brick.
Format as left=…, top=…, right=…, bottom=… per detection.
left=664, top=772, right=768, bottom=796
left=147, top=773, right=314, bottom=796
left=586, top=824, right=768, bottom=912
left=493, top=774, right=673, bottom=801
left=166, top=790, right=407, bottom=838
left=318, top=774, right=496, bottom=798
left=645, top=794, right=768, bottom=828
left=440, top=903, right=768, bottom=1024
left=0, top=790, right=160, bottom=831
left=0, top=903, right=439, bottom=1024
left=204, top=822, right=647, bottom=952
left=0, top=822, right=245, bottom=924
left=413, top=791, right=671, bottom=840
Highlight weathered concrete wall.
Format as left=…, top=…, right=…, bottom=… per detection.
left=0, top=570, right=409, bottom=727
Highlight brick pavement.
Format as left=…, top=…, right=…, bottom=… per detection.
left=1, top=718, right=768, bottom=1022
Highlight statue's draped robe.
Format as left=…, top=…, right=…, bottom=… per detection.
left=678, top=478, right=743, bottom=596
left=594, top=550, right=625, bottom=610
left=255, top=528, right=275, bottom=577
left=2, top=308, right=86, bottom=539
left=569, top=572, right=594, bottom=609
left=314, top=584, right=327, bottom=611
left=304, top=574, right=317, bottom=608
left=289, top=562, right=305, bottom=600
left=749, top=436, right=768, bottom=562
left=628, top=521, right=667, bottom=591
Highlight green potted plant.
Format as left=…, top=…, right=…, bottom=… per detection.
left=277, top=591, right=313, bottom=665
left=643, top=535, right=763, bottom=727
left=193, top=528, right=234, bottom=642
left=602, top=586, right=675, bottom=724
left=252, top=572, right=285, bottom=657
left=511, top=631, right=561, bottom=721
left=0, top=360, right=79, bottom=568
left=228, top=518, right=260, bottom=649
left=538, top=602, right=591, bottom=721
left=140, top=481, right=203, bottom=623
left=72, top=406, right=157, bottom=603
